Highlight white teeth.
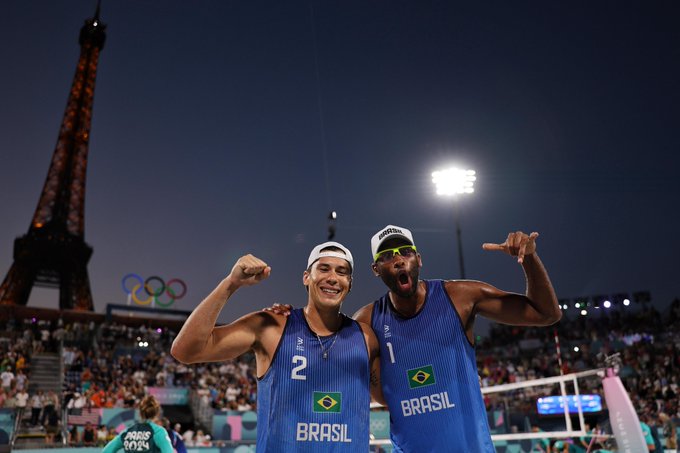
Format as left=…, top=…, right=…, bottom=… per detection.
left=321, top=288, right=339, bottom=294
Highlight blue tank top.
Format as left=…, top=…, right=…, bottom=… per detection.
left=256, top=308, right=370, bottom=452
left=371, top=280, right=495, bottom=453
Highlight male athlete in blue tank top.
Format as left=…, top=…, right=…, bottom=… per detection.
left=371, top=279, right=494, bottom=452
left=257, top=308, right=369, bottom=451
left=354, top=225, right=561, bottom=453
left=172, top=241, right=380, bottom=453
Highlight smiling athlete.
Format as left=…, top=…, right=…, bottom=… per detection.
left=171, top=241, right=380, bottom=452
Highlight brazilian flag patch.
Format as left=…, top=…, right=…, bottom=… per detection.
left=407, top=365, right=435, bottom=389
left=313, top=392, right=342, bottom=413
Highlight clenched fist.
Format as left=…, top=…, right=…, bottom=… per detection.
left=228, top=254, right=272, bottom=288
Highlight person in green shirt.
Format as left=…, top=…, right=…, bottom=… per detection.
left=102, top=395, right=173, bottom=453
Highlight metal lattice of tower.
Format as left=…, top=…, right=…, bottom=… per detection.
left=0, top=5, right=106, bottom=310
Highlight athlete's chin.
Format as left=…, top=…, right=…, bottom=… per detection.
left=389, top=282, right=417, bottom=299
left=315, top=292, right=345, bottom=307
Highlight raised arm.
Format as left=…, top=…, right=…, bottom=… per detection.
left=451, top=232, right=561, bottom=335
left=170, top=254, right=272, bottom=364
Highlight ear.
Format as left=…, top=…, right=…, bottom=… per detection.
left=348, top=276, right=353, bottom=292
left=417, top=253, right=423, bottom=268
left=302, top=270, right=310, bottom=288
left=371, top=262, right=380, bottom=277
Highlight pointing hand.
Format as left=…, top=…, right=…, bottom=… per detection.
left=482, top=231, right=539, bottom=264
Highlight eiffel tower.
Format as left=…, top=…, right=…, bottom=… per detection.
left=0, top=4, right=106, bottom=310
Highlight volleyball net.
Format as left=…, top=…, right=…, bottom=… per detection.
left=370, top=365, right=650, bottom=452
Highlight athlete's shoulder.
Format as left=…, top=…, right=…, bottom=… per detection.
left=230, top=308, right=289, bottom=335
left=352, top=302, right=375, bottom=324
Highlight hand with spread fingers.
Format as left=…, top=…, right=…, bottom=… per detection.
left=229, top=254, right=271, bottom=288
left=482, top=231, right=539, bottom=264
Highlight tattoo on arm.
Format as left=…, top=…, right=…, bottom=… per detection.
left=370, top=370, right=379, bottom=387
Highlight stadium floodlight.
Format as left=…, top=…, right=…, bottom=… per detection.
left=432, top=168, right=476, bottom=196
left=623, top=299, right=631, bottom=307
left=432, top=166, right=476, bottom=279
left=580, top=309, right=587, bottom=316
left=603, top=300, right=612, bottom=309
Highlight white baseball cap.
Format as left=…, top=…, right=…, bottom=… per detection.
left=307, top=241, right=354, bottom=273
left=370, top=225, right=415, bottom=260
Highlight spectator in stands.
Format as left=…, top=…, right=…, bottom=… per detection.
left=68, top=424, right=80, bottom=446
left=41, top=390, right=58, bottom=425
left=195, top=429, right=211, bottom=447
left=29, top=389, right=43, bottom=426
left=659, top=412, right=678, bottom=452
left=96, top=424, right=108, bottom=446
left=14, top=369, right=28, bottom=391
left=68, top=392, right=88, bottom=409
left=82, top=420, right=97, bottom=446
left=44, top=408, right=60, bottom=444
left=0, top=367, right=13, bottom=390
left=182, top=426, right=195, bottom=447
left=15, top=388, right=28, bottom=414
left=236, top=396, right=252, bottom=411
left=106, top=426, right=117, bottom=443
left=15, top=353, right=28, bottom=372
left=162, top=418, right=187, bottom=453
left=640, top=414, right=658, bottom=451
left=3, top=390, right=16, bottom=409
left=529, top=425, right=550, bottom=452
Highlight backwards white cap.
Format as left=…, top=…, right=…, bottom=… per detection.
left=307, top=241, right=354, bottom=273
left=370, top=225, right=415, bottom=260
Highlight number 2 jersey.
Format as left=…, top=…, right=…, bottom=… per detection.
left=371, top=279, right=495, bottom=453
left=256, top=308, right=370, bottom=452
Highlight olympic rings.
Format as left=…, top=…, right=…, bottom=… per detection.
left=121, top=273, right=187, bottom=308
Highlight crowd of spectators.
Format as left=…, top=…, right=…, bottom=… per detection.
left=0, top=314, right=258, bottom=447
left=476, top=298, right=680, bottom=450
left=0, top=297, right=678, bottom=449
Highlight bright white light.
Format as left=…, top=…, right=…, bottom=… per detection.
left=562, top=304, right=568, bottom=310
left=575, top=303, right=580, bottom=309
left=623, top=299, right=631, bottom=306
left=432, top=167, right=476, bottom=196
left=574, top=346, right=580, bottom=352
left=603, top=300, right=611, bottom=308
left=580, top=309, right=587, bottom=316
left=138, top=341, right=144, bottom=347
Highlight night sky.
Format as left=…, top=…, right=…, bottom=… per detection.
left=1, top=1, right=678, bottom=334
